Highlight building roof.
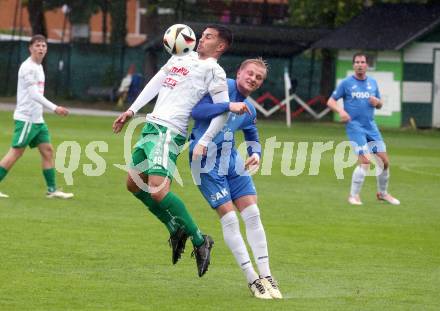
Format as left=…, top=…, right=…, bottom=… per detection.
left=143, top=22, right=330, bottom=57
left=313, top=4, right=440, bottom=50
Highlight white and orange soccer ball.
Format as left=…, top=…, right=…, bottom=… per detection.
left=163, top=24, right=196, bottom=56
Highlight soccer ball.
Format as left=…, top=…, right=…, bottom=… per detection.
left=163, top=24, right=196, bottom=56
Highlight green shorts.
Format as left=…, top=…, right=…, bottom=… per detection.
left=11, top=120, right=51, bottom=148
left=131, top=122, right=186, bottom=179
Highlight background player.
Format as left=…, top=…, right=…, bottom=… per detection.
left=327, top=52, right=400, bottom=206
left=189, top=58, right=282, bottom=299
left=112, top=25, right=248, bottom=277
left=0, top=35, right=73, bottom=199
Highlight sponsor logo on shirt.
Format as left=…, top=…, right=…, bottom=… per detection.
left=163, top=77, right=177, bottom=88
left=351, top=91, right=370, bottom=99
left=170, top=66, right=189, bottom=76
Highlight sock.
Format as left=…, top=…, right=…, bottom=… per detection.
left=241, top=204, right=271, bottom=278
left=133, top=191, right=179, bottom=235
left=377, top=168, right=389, bottom=195
left=0, top=166, right=8, bottom=182
left=43, top=168, right=56, bottom=193
left=159, top=192, right=204, bottom=247
left=221, top=211, right=259, bottom=284
left=350, top=165, right=366, bottom=196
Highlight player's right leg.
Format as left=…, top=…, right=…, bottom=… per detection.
left=0, top=147, right=26, bottom=198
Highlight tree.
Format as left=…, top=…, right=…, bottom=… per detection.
left=109, top=0, right=127, bottom=45
left=25, top=0, right=47, bottom=36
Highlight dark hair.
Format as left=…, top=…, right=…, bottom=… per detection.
left=352, top=52, right=368, bottom=63
left=30, top=34, right=47, bottom=46
left=205, top=24, right=233, bottom=49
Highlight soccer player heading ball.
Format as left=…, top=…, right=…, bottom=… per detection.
left=112, top=25, right=249, bottom=277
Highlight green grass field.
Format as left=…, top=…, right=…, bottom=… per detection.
left=0, top=111, right=439, bottom=310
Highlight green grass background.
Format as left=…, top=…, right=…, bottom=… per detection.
left=0, top=111, right=439, bottom=310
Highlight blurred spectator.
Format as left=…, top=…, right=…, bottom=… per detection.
left=117, top=64, right=136, bottom=108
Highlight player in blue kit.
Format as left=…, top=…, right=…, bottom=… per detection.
left=327, top=52, right=400, bottom=206
left=188, top=58, right=282, bottom=299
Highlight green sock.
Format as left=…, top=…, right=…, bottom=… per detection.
left=134, top=191, right=179, bottom=235
left=0, top=166, right=8, bottom=182
left=43, top=168, right=56, bottom=193
left=159, top=192, right=204, bottom=247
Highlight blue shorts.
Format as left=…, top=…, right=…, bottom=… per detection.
left=189, top=150, right=257, bottom=209
left=346, top=122, right=386, bottom=155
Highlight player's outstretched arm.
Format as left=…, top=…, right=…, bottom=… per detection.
left=192, top=100, right=249, bottom=121
left=127, top=70, right=166, bottom=114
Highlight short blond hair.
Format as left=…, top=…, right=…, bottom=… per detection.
left=238, top=57, right=268, bottom=79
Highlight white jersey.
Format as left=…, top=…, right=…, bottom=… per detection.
left=146, top=51, right=229, bottom=136
left=14, top=57, right=51, bottom=123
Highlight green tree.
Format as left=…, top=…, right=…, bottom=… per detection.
left=109, top=0, right=127, bottom=45
left=25, top=0, right=48, bottom=36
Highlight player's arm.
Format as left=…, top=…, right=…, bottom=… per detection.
left=191, top=96, right=249, bottom=121
left=127, top=70, right=166, bottom=115
left=113, top=70, right=166, bottom=133
left=369, top=83, right=383, bottom=109
left=192, top=67, right=231, bottom=159
left=23, top=71, right=69, bottom=116
left=327, top=84, right=351, bottom=122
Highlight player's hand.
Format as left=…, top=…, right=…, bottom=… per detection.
left=369, top=96, right=382, bottom=109
left=245, top=153, right=260, bottom=175
left=192, top=143, right=207, bottom=160
left=55, top=106, right=69, bottom=116
left=113, top=110, right=134, bottom=133
left=339, top=110, right=351, bottom=123
left=229, top=102, right=250, bottom=115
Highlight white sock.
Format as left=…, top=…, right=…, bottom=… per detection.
left=220, top=211, right=259, bottom=284
left=240, top=204, right=271, bottom=278
left=377, top=168, right=389, bottom=195
left=350, top=165, right=366, bottom=196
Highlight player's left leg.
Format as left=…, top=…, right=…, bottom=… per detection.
left=37, top=143, right=73, bottom=199
left=374, top=152, right=400, bottom=205
left=234, top=195, right=282, bottom=299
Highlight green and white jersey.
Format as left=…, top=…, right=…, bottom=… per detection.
left=14, top=57, right=57, bottom=123
left=146, top=51, right=229, bottom=136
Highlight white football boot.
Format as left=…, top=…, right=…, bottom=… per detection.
left=377, top=192, right=400, bottom=205
left=248, top=278, right=272, bottom=299
left=348, top=195, right=363, bottom=205
left=262, top=276, right=283, bottom=299
left=47, top=190, right=74, bottom=199
left=0, top=191, right=9, bottom=198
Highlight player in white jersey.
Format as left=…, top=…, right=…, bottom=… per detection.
left=112, top=25, right=247, bottom=277
left=0, top=35, right=73, bottom=199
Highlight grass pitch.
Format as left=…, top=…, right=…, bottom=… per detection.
left=0, top=111, right=439, bottom=310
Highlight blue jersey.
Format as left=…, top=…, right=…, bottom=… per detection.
left=189, top=79, right=259, bottom=208
left=190, top=79, right=261, bottom=157
left=332, top=75, right=385, bottom=155
left=331, top=75, right=381, bottom=129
